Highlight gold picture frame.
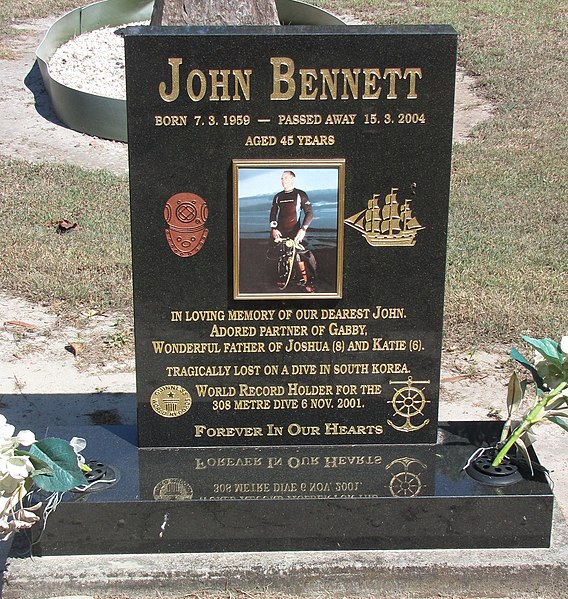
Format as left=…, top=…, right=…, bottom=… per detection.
left=233, top=159, right=345, bottom=300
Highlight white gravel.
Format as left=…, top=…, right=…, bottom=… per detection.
left=48, top=22, right=148, bottom=99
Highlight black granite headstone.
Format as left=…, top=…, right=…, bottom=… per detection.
left=125, top=26, right=457, bottom=448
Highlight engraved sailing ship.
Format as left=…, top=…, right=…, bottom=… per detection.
left=345, top=187, right=424, bottom=247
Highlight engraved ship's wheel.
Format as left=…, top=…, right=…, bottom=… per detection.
left=392, top=384, right=427, bottom=418
left=389, top=470, right=422, bottom=497
left=387, top=377, right=431, bottom=432
left=386, top=457, right=426, bottom=497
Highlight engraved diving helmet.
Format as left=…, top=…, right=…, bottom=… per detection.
left=164, top=192, right=209, bottom=257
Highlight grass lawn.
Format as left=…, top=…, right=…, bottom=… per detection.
left=0, top=0, right=78, bottom=57
left=0, top=0, right=566, bottom=348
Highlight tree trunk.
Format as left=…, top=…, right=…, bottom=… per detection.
left=151, top=0, right=280, bottom=26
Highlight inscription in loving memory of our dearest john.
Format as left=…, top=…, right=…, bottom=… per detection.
left=150, top=305, right=426, bottom=441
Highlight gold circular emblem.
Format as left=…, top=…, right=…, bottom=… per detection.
left=153, top=478, right=194, bottom=501
left=150, top=385, right=192, bottom=418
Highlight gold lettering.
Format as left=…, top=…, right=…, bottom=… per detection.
left=223, top=342, right=266, bottom=352
left=244, top=135, right=278, bottom=146
left=228, top=309, right=275, bottom=321
left=288, top=423, right=320, bottom=436
left=159, top=57, right=182, bottom=102
left=210, top=324, right=257, bottom=337
left=238, top=384, right=285, bottom=397
left=233, top=399, right=271, bottom=410
left=152, top=341, right=221, bottom=354
left=371, top=362, right=410, bottom=374
left=321, top=308, right=371, bottom=320
left=209, top=69, right=231, bottom=101
left=324, top=423, right=384, bottom=436
left=165, top=365, right=232, bottom=377
left=328, top=323, right=367, bottom=336
left=268, top=62, right=422, bottom=102
left=372, top=306, right=405, bottom=319
left=233, top=69, right=252, bottom=100
left=270, top=57, right=296, bottom=100
left=154, top=115, right=187, bottom=126
left=299, top=68, right=318, bottom=100
left=383, top=68, right=402, bottom=99
left=362, top=68, right=382, bottom=99
left=288, top=383, right=333, bottom=396
left=320, top=68, right=339, bottom=99
left=360, top=384, right=383, bottom=394
left=187, top=69, right=207, bottom=101
left=194, top=425, right=264, bottom=438
left=404, top=67, right=422, bottom=99
left=372, top=338, right=408, bottom=351
left=341, top=68, right=361, bottom=99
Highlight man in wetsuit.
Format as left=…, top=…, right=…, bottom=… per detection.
left=269, top=171, right=317, bottom=292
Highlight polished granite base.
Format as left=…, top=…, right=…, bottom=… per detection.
left=25, top=422, right=553, bottom=555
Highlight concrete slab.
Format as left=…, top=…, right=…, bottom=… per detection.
left=5, top=509, right=568, bottom=598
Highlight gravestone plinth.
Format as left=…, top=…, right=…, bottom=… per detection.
left=31, top=422, right=553, bottom=554
left=125, top=25, right=457, bottom=448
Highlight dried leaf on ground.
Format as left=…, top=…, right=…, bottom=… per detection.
left=55, top=219, right=79, bottom=234
left=65, top=341, right=83, bottom=356
left=4, top=320, right=37, bottom=330
left=441, top=374, right=471, bottom=383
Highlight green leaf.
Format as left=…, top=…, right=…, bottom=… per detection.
left=549, top=416, right=568, bottom=434
left=499, top=420, right=511, bottom=443
left=546, top=411, right=568, bottom=418
left=29, top=438, right=86, bottom=492
left=511, top=346, right=545, bottom=389
left=515, top=435, right=534, bottom=477
left=16, top=450, right=54, bottom=476
left=506, top=372, right=523, bottom=417
left=524, top=429, right=537, bottom=447
left=545, top=396, right=568, bottom=411
left=521, top=336, right=563, bottom=367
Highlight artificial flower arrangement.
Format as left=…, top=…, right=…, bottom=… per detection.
left=0, top=415, right=89, bottom=539
left=492, top=335, right=568, bottom=473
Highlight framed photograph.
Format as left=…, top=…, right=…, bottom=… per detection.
left=233, top=159, right=345, bottom=300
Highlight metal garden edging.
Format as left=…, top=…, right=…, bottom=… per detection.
left=36, top=0, right=344, bottom=142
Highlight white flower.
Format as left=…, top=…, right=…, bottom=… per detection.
left=11, top=508, right=40, bottom=529
left=69, top=437, right=86, bottom=454
left=0, top=420, right=17, bottom=452
left=0, top=502, right=41, bottom=539
left=4, top=455, right=33, bottom=481
left=0, top=419, right=15, bottom=441
left=15, top=430, right=35, bottom=447
left=70, top=437, right=87, bottom=467
left=561, top=336, right=568, bottom=356
left=0, top=414, right=83, bottom=540
left=0, top=416, right=35, bottom=450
